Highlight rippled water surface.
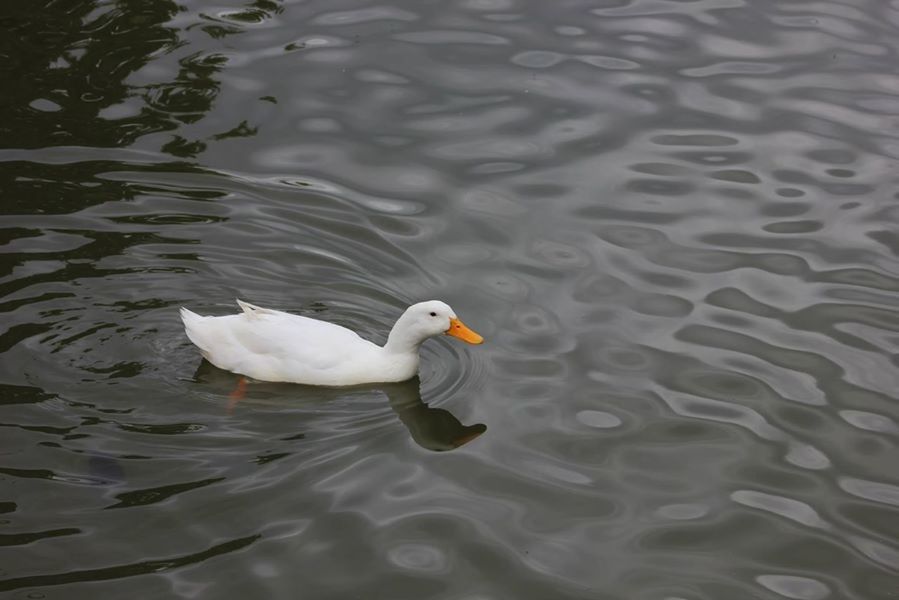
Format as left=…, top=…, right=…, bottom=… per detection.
left=3, top=0, right=899, bottom=598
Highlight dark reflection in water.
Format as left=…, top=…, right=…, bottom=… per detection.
left=387, top=379, right=487, bottom=452
left=0, top=0, right=242, bottom=157
left=194, top=360, right=486, bottom=452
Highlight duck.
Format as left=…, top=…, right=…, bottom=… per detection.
left=180, top=299, right=483, bottom=386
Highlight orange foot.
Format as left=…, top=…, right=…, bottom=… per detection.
left=227, top=377, right=248, bottom=414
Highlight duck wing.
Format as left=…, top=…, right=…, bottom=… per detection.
left=181, top=301, right=380, bottom=381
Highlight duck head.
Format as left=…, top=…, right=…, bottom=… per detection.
left=386, top=300, right=484, bottom=351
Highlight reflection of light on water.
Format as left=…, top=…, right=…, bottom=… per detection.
left=659, top=389, right=832, bottom=471
left=576, top=409, right=622, bottom=429
left=838, top=477, right=899, bottom=507
left=387, top=542, right=449, bottom=573
left=655, top=503, right=709, bottom=520
left=756, top=574, right=830, bottom=600
left=839, top=409, right=899, bottom=433
left=731, top=490, right=830, bottom=530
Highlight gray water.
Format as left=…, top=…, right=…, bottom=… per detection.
left=2, top=0, right=899, bottom=598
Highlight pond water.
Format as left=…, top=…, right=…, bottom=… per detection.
left=2, top=0, right=899, bottom=598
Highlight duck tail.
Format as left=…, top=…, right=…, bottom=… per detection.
left=236, top=299, right=277, bottom=319
left=180, top=307, right=208, bottom=350
left=180, top=306, right=202, bottom=326
left=236, top=298, right=258, bottom=315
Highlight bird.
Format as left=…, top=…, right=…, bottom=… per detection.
left=180, top=299, right=483, bottom=386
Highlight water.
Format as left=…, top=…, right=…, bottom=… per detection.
left=2, top=0, right=898, bottom=597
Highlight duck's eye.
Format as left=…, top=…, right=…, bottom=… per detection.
left=429, top=311, right=437, bottom=317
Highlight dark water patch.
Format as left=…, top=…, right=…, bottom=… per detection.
left=253, top=452, right=292, bottom=465
left=0, top=467, right=58, bottom=481
left=0, top=527, right=81, bottom=547
left=117, top=422, right=206, bottom=435
left=0, top=534, right=260, bottom=592
left=105, top=477, right=225, bottom=510
left=763, top=219, right=823, bottom=234
left=0, top=323, right=53, bottom=354
left=0, top=423, right=77, bottom=436
left=0, top=385, right=55, bottom=406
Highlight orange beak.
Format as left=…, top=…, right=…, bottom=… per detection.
left=445, top=317, right=484, bottom=345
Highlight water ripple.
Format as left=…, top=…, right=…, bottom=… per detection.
left=3, top=0, right=899, bottom=597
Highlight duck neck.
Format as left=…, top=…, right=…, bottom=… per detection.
left=383, top=315, right=426, bottom=355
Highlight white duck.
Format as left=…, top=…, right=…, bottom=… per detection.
left=180, top=300, right=483, bottom=386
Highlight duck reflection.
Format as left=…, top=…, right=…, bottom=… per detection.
left=380, top=378, right=487, bottom=451
left=192, top=362, right=486, bottom=451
